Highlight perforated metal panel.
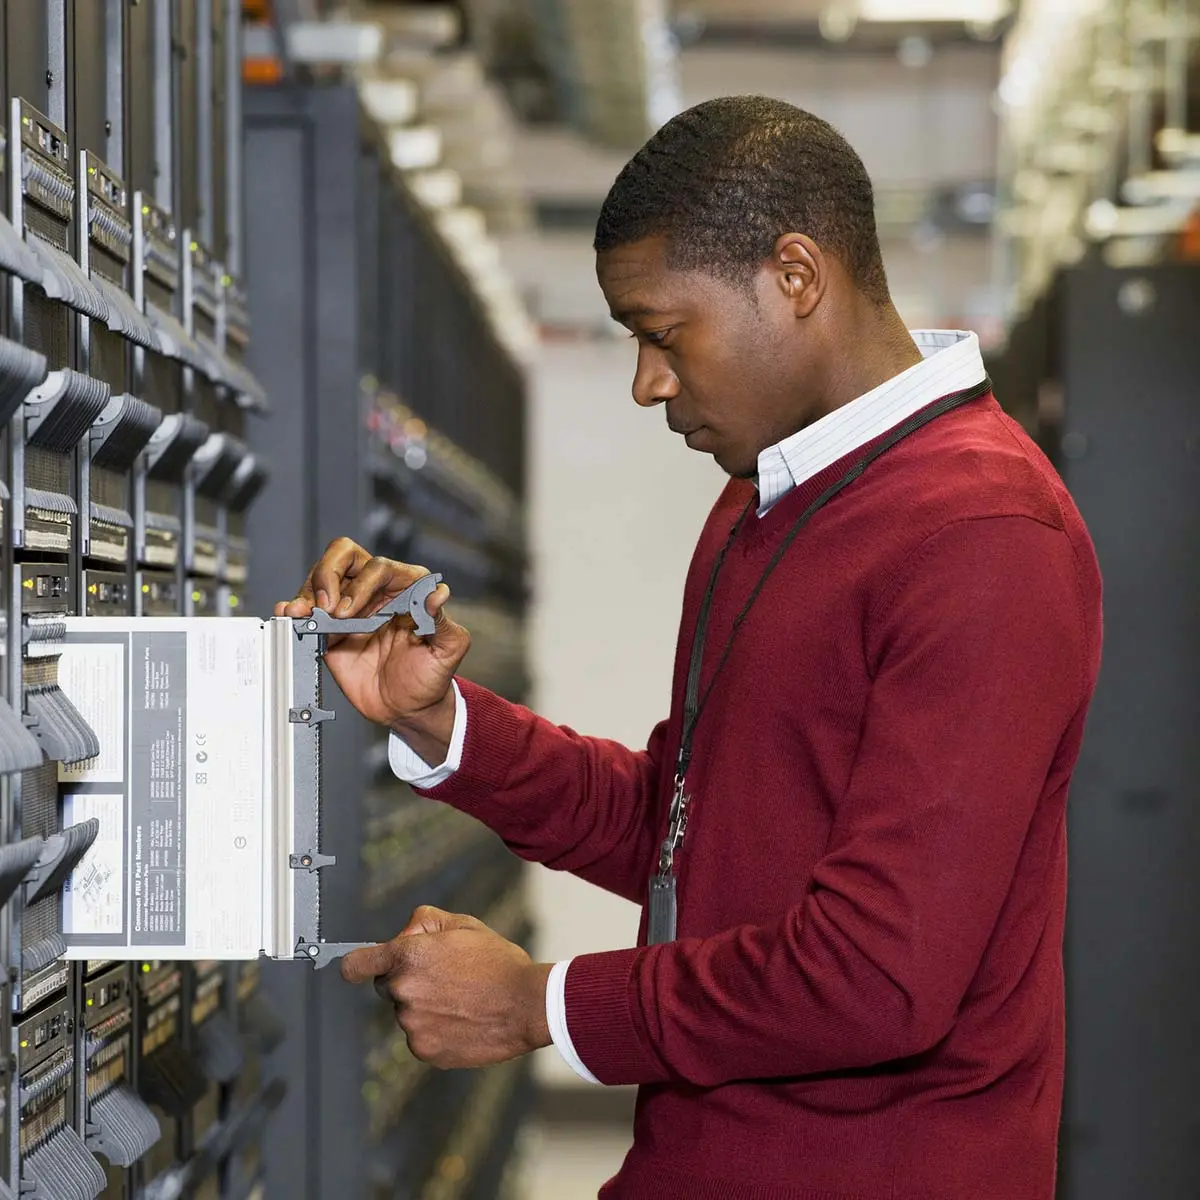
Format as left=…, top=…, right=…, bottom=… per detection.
left=22, top=291, right=70, bottom=370
left=19, top=763, right=58, bottom=841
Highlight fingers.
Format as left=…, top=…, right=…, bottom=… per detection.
left=340, top=939, right=406, bottom=984
left=399, top=905, right=452, bottom=936
left=340, top=908, right=485, bottom=984
left=275, top=539, right=454, bottom=634
left=311, top=538, right=373, bottom=612
left=277, top=538, right=369, bottom=618
left=334, top=559, right=431, bottom=620
left=276, top=571, right=317, bottom=617
left=399, top=905, right=484, bottom=937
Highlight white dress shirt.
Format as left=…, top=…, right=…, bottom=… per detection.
left=389, top=329, right=987, bottom=1085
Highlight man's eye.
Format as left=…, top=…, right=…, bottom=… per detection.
left=643, top=329, right=671, bottom=347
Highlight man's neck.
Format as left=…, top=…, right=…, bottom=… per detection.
left=812, top=308, right=923, bottom=425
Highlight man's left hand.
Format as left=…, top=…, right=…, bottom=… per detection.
left=341, top=905, right=553, bottom=1069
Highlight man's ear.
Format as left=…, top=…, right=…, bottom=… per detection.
left=774, top=233, right=826, bottom=319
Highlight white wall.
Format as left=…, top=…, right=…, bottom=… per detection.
left=679, top=45, right=999, bottom=188
left=523, top=336, right=721, bottom=1084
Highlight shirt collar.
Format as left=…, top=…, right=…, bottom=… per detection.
left=756, top=330, right=987, bottom=517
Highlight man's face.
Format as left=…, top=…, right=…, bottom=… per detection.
left=597, top=235, right=815, bottom=479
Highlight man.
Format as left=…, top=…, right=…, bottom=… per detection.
left=279, top=97, right=1102, bottom=1199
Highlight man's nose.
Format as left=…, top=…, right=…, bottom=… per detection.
left=632, top=346, right=681, bottom=408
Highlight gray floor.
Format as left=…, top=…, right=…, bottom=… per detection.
left=523, top=1122, right=630, bottom=1200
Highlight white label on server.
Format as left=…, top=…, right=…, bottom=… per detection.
left=183, top=622, right=265, bottom=956
left=58, top=642, right=126, bottom=785
left=58, top=617, right=269, bottom=959
left=62, top=791, right=125, bottom=935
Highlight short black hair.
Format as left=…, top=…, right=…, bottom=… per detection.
left=595, top=95, right=889, bottom=304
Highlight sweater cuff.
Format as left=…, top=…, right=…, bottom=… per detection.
left=411, top=677, right=523, bottom=801
left=563, top=948, right=667, bottom=1087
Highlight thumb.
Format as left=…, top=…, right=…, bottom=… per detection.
left=421, top=586, right=471, bottom=654
left=340, top=940, right=403, bottom=984
left=399, top=904, right=486, bottom=937
left=427, top=583, right=452, bottom=624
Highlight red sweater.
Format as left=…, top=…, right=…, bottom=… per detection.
left=419, top=392, right=1103, bottom=1199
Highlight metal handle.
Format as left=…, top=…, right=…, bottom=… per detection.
left=293, top=572, right=443, bottom=638
left=294, top=939, right=376, bottom=969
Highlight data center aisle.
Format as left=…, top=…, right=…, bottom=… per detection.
left=524, top=1122, right=630, bottom=1200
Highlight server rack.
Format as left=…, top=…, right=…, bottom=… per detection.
left=990, top=261, right=1200, bottom=1200
left=1042, top=263, right=1200, bottom=1200
left=0, top=3, right=276, bottom=1197
left=243, top=83, right=532, bottom=1200
left=2, top=12, right=533, bottom=1199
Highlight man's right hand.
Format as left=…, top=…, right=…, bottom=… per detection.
left=275, top=538, right=470, bottom=763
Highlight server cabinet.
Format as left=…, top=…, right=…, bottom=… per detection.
left=245, top=82, right=532, bottom=1200
left=81, top=962, right=161, bottom=1196
left=207, top=0, right=228, bottom=261
left=184, top=960, right=241, bottom=1160
left=5, top=1, right=50, bottom=119
left=16, top=986, right=104, bottom=1197
left=243, top=85, right=370, bottom=1200
left=176, top=0, right=199, bottom=238
left=1056, top=263, right=1200, bottom=1200
left=0, top=984, right=10, bottom=1191
left=69, top=0, right=115, bottom=173
left=0, top=5, right=273, bottom=1197
left=81, top=155, right=162, bottom=572
left=132, top=960, right=206, bottom=1193
left=134, top=198, right=205, bottom=591
left=126, top=0, right=159, bottom=208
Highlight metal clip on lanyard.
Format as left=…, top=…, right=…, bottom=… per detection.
left=646, top=378, right=993, bottom=946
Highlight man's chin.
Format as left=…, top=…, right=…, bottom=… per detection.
left=691, top=436, right=754, bottom=480
left=713, top=450, right=756, bottom=481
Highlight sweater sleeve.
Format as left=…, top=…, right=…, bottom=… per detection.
left=561, top=515, right=1096, bottom=1086
left=412, top=679, right=670, bottom=904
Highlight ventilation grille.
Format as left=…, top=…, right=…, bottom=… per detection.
left=142, top=352, right=182, bottom=417
left=24, top=446, right=70, bottom=496
left=89, top=326, right=126, bottom=392
left=23, top=291, right=69, bottom=370
left=22, top=895, right=61, bottom=961
left=21, top=763, right=59, bottom=840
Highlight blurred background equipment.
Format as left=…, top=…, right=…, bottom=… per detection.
left=0, top=1, right=1196, bottom=1198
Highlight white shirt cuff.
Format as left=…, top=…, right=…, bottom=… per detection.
left=546, top=959, right=600, bottom=1084
left=387, top=679, right=467, bottom=789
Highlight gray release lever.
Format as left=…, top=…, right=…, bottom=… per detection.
left=292, top=573, right=442, bottom=639
left=293, top=938, right=377, bottom=970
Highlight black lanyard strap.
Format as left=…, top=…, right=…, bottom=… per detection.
left=648, top=376, right=993, bottom=935
left=675, top=376, right=993, bottom=782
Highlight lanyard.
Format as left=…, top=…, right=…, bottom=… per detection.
left=647, top=377, right=993, bottom=945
